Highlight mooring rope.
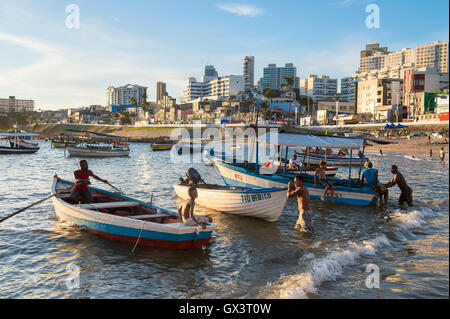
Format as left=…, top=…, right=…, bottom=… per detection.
left=131, top=221, right=146, bottom=253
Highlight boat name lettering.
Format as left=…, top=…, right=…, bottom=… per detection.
left=241, top=193, right=272, bottom=203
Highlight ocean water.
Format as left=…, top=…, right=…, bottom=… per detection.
left=0, top=142, right=448, bottom=299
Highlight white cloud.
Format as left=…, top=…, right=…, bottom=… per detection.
left=217, top=3, right=264, bottom=17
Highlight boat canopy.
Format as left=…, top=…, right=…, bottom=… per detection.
left=0, top=132, right=40, bottom=137
left=257, top=132, right=364, bottom=150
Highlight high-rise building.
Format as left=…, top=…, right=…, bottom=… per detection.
left=416, top=41, right=448, bottom=73
left=183, top=65, right=244, bottom=102
left=299, top=75, right=337, bottom=102
left=107, top=84, right=148, bottom=106
left=203, top=65, right=218, bottom=82
left=340, top=77, right=357, bottom=103
left=243, top=56, right=255, bottom=91
left=359, top=43, right=389, bottom=73
left=260, top=63, right=299, bottom=90
left=156, top=82, right=167, bottom=105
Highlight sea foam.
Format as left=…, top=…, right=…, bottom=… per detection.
left=262, top=235, right=391, bottom=299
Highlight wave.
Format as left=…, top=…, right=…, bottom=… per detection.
left=391, top=207, right=436, bottom=231
left=260, top=235, right=391, bottom=299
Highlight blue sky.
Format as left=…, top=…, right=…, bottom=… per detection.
left=0, top=0, right=448, bottom=110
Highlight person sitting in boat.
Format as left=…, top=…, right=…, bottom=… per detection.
left=287, top=175, right=312, bottom=233
left=361, top=162, right=388, bottom=208
left=384, top=165, right=413, bottom=207
left=179, top=186, right=212, bottom=229
left=289, top=154, right=301, bottom=170
left=70, top=160, right=108, bottom=203
left=314, top=160, right=335, bottom=202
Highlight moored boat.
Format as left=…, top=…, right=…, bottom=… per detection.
left=0, top=132, right=40, bottom=154
left=151, top=143, right=172, bottom=151
left=174, top=169, right=288, bottom=222
left=51, top=174, right=215, bottom=250
left=67, top=144, right=130, bottom=157
left=212, top=133, right=377, bottom=206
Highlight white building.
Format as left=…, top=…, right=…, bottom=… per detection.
left=183, top=65, right=245, bottom=102
left=300, top=75, right=337, bottom=102
left=0, top=96, right=34, bottom=112
left=107, top=84, right=148, bottom=106
left=243, top=56, right=255, bottom=91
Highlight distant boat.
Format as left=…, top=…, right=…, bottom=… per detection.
left=0, top=132, right=40, bottom=154
left=151, top=143, right=172, bottom=151
left=64, top=130, right=130, bottom=157
left=51, top=174, right=215, bottom=250
left=67, top=143, right=130, bottom=157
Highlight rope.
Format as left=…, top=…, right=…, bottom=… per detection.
left=131, top=221, right=146, bottom=253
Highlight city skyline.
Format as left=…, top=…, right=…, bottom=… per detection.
left=0, top=0, right=448, bottom=110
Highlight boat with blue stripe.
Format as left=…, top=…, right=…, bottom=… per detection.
left=51, top=175, right=215, bottom=250
left=212, top=133, right=377, bottom=206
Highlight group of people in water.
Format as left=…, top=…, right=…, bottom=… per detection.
left=71, top=152, right=417, bottom=236
left=286, top=152, right=415, bottom=233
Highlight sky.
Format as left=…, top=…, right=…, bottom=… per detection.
left=0, top=0, right=448, bottom=110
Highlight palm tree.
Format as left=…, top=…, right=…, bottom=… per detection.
left=263, top=88, right=276, bottom=121
left=281, top=77, right=294, bottom=125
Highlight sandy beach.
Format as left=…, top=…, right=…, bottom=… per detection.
left=365, top=135, right=449, bottom=155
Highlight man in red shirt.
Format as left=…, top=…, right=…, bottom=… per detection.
left=70, top=160, right=108, bottom=203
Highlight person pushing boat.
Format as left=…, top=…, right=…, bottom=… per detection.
left=287, top=175, right=313, bottom=233
left=385, top=165, right=413, bottom=207
left=179, top=186, right=212, bottom=229
left=70, top=160, right=108, bottom=203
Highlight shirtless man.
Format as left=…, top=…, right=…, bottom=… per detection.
left=314, top=160, right=334, bottom=202
left=178, top=186, right=212, bottom=229
left=385, top=165, right=413, bottom=207
left=287, top=175, right=313, bottom=233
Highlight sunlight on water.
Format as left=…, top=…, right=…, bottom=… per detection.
left=0, top=142, right=448, bottom=298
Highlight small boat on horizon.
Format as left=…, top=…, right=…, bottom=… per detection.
left=51, top=174, right=215, bottom=250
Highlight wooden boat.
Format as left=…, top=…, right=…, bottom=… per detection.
left=295, top=149, right=368, bottom=167
left=212, top=133, right=377, bottom=206
left=67, top=144, right=130, bottom=157
left=51, top=174, right=215, bottom=250
left=151, top=143, right=172, bottom=151
left=174, top=170, right=288, bottom=221
left=64, top=129, right=130, bottom=157
left=0, top=132, right=40, bottom=154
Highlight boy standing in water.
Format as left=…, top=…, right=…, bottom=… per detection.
left=314, top=160, right=335, bottom=202
left=440, top=148, right=445, bottom=163
left=179, top=186, right=212, bottom=229
left=287, top=175, right=313, bottom=233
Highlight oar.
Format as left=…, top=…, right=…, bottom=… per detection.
left=0, top=186, right=74, bottom=224
left=103, top=181, right=125, bottom=195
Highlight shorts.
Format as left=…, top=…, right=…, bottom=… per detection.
left=376, top=183, right=387, bottom=195
left=294, top=210, right=313, bottom=233
left=319, top=179, right=332, bottom=188
left=399, top=187, right=413, bottom=205
left=184, top=215, right=211, bottom=226
left=70, top=188, right=94, bottom=203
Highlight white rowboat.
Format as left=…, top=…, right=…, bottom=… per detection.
left=174, top=183, right=288, bottom=222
